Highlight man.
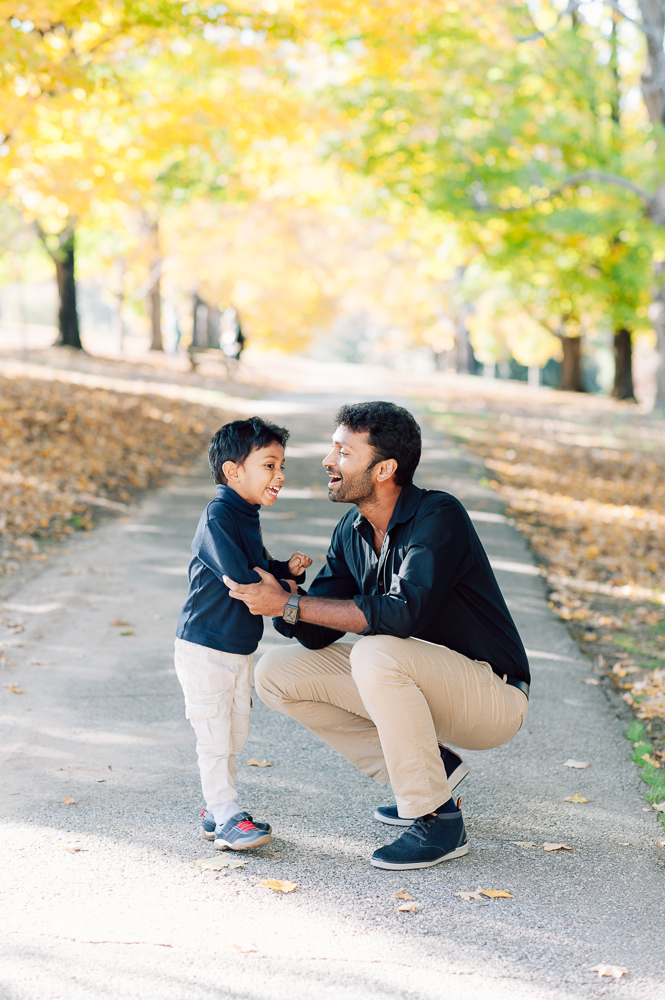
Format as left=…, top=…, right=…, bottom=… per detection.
left=223, top=401, right=530, bottom=870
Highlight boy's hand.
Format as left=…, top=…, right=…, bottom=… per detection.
left=288, top=551, right=313, bottom=577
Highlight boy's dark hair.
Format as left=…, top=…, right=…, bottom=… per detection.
left=208, top=417, right=289, bottom=485
left=334, top=401, right=421, bottom=487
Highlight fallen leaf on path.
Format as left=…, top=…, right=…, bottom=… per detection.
left=246, top=759, right=271, bottom=767
left=120, top=630, right=134, bottom=636
left=454, top=889, right=486, bottom=901
left=510, top=841, right=538, bottom=847
left=62, top=845, right=87, bottom=853
left=592, top=965, right=628, bottom=979
left=196, top=855, right=248, bottom=870
left=110, top=620, right=129, bottom=627
left=640, top=753, right=660, bottom=768
left=563, top=759, right=590, bottom=769
left=233, top=942, right=257, bottom=953
left=259, top=879, right=297, bottom=892
left=394, top=889, right=412, bottom=900
left=581, top=678, right=600, bottom=685
left=652, top=801, right=665, bottom=812
left=63, top=797, right=77, bottom=805
left=656, top=841, right=665, bottom=846
left=581, top=632, right=598, bottom=642
left=543, top=843, right=573, bottom=851
left=478, top=887, right=514, bottom=898
left=9, top=685, right=24, bottom=694
left=397, top=901, right=419, bottom=912
left=618, top=843, right=633, bottom=846
left=564, top=794, right=589, bottom=803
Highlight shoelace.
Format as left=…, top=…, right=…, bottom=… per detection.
left=408, top=814, right=438, bottom=843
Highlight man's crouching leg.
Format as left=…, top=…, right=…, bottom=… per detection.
left=255, top=642, right=390, bottom=784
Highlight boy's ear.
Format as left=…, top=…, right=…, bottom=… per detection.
left=222, top=460, right=239, bottom=483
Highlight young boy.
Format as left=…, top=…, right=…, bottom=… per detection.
left=174, top=417, right=312, bottom=850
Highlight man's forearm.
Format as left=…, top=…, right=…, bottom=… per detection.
left=298, top=596, right=368, bottom=634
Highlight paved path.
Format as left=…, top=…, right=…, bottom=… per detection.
left=1, top=384, right=663, bottom=1000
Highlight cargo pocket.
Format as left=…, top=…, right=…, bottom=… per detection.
left=186, top=698, right=232, bottom=754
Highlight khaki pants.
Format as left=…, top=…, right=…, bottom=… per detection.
left=174, top=638, right=254, bottom=811
left=255, top=635, right=527, bottom=818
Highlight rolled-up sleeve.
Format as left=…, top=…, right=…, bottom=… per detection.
left=354, top=505, right=472, bottom=637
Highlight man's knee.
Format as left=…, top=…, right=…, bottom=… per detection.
left=350, top=634, right=406, bottom=689
left=254, top=644, right=297, bottom=709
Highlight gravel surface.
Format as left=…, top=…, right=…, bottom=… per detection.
left=1, top=384, right=663, bottom=1000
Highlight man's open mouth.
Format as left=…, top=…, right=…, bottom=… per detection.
left=266, top=486, right=281, bottom=498
left=328, top=475, right=342, bottom=487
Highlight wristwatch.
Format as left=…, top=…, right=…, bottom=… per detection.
left=282, top=593, right=301, bottom=625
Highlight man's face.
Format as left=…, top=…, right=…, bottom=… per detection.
left=323, top=425, right=378, bottom=504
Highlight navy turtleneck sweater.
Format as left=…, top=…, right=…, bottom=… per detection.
left=176, top=484, right=301, bottom=654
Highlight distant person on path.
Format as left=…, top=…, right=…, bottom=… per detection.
left=220, top=306, right=245, bottom=362
left=175, top=417, right=312, bottom=851
left=223, top=401, right=530, bottom=871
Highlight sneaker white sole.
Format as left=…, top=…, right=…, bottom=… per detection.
left=200, top=826, right=215, bottom=840
left=370, top=844, right=469, bottom=870
left=214, top=833, right=273, bottom=850
left=374, top=761, right=471, bottom=827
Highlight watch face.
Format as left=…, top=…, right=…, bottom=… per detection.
left=283, top=605, right=298, bottom=624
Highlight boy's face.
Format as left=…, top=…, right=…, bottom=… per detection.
left=223, top=443, right=285, bottom=506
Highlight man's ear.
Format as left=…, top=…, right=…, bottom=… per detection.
left=222, top=460, right=239, bottom=482
left=375, top=458, right=398, bottom=483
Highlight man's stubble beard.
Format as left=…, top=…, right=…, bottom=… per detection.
left=329, top=464, right=377, bottom=506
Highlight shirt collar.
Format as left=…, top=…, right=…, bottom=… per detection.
left=215, top=483, right=260, bottom=516
left=352, top=482, right=423, bottom=534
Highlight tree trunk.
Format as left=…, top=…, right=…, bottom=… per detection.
left=39, top=226, right=82, bottom=349
left=149, top=221, right=162, bottom=351
left=558, top=335, right=585, bottom=392
left=611, top=328, right=636, bottom=400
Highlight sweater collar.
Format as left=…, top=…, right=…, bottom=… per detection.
left=215, top=483, right=260, bottom=516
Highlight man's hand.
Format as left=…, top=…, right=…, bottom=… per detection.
left=288, top=551, right=313, bottom=577
left=223, top=567, right=290, bottom=617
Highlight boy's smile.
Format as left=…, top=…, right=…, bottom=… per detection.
left=224, top=444, right=286, bottom=507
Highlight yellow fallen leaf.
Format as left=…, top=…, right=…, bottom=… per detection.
left=196, top=854, right=248, bottom=870
left=120, top=630, right=134, bottom=636
left=652, top=801, right=665, bottom=812
left=63, top=797, right=77, bottom=805
left=581, top=632, right=598, bottom=642
left=394, top=890, right=412, bottom=900
left=580, top=678, right=600, bottom=685
left=110, top=620, right=129, bottom=626
left=9, top=685, right=24, bottom=694
left=247, top=759, right=272, bottom=767
left=454, top=889, right=486, bottom=901
left=656, top=841, right=665, bottom=847
left=396, top=901, right=419, bottom=912
left=641, top=753, right=660, bottom=768
left=543, top=843, right=573, bottom=851
left=260, top=879, right=297, bottom=893
left=478, top=887, right=514, bottom=898
left=564, top=794, right=589, bottom=803
left=510, top=841, right=538, bottom=847
left=563, top=759, right=590, bottom=769
left=592, top=965, right=628, bottom=979
left=62, top=845, right=86, bottom=853
left=233, top=942, right=257, bottom=953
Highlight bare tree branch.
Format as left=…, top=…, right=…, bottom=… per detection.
left=515, top=1, right=581, bottom=43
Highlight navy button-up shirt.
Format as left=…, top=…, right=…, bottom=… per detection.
left=275, top=483, right=530, bottom=684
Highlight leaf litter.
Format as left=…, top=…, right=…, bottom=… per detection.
left=260, top=879, right=298, bottom=893
left=563, top=759, right=590, bottom=769
left=62, top=797, right=77, bottom=805
left=246, top=759, right=271, bottom=767
left=563, top=794, right=589, bottom=803
left=196, top=854, right=249, bottom=871
left=592, top=965, right=628, bottom=979
left=543, top=843, right=574, bottom=852
left=454, top=887, right=514, bottom=901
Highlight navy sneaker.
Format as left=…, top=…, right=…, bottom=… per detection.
left=199, top=808, right=271, bottom=840
left=213, top=811, right=273, bottom=850
left=371, top=801, right=468, bottom=870
left=374, top=745, right=469, bottom=827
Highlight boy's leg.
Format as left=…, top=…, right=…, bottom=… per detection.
left=174, top=638, right=253, bottom=821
